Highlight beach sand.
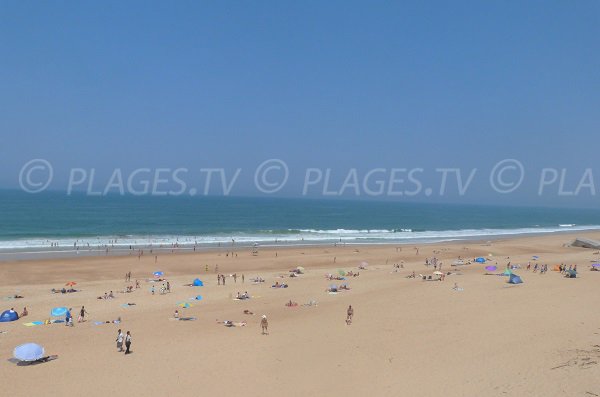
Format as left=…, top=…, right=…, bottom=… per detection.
left=1, top=232, right=600, bottom=396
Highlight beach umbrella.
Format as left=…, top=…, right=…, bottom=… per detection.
left=50, top=307, right=68, bottom=317
left=0, top=309, right=19, bottom=322
left=178, top=302, right=192, bottom=308
left=502, top=269, right=512, bottom=276
left=195, top=295, right=203, bottom=301
left=475, top=257, right=486, bottom=263
left=485, top=265, right=497, bottom=272
left=532, top=256, right=539, bottom=260
left=153, top=271, right=164, bottom=278
left=338, top=269, right=346, bottom=276
left=65, top=281, right=77, bottom=287
left=13, top=343, right=45, bottom=362
left=192, top=278, right=203, bottom=287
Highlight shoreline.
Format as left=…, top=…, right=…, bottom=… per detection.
left=1, top=228, right=599, bottom=262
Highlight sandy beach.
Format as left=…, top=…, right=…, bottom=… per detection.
left=1, top=232, right=600, bottom=396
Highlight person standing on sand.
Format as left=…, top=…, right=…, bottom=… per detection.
left=346, top=305, right=354, bottom=324
left=124, top=331, right=132, bottom=354
left=79, top=306, right=88, bottom=322
left=116, top=329, right=124, bottom=352
left=261, top=315, right=268, bottom=335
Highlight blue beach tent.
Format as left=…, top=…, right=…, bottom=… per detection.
left=192, top=278, right=203, bottom=287
left=0, top=309, right=19, bottom=322
left=475, top=257, right=486, bottom=263
left=508, top=274, right=523, bottom=284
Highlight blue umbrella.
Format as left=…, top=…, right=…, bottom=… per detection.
left=475, top=257, right=486, bottom=263
left=51, top=307, right=68, bottom=317
left=153, top=271, right=164, bottom=277
left=14, top=343, right=45, bottom=362
left=195, top=295, right=203, bottom=300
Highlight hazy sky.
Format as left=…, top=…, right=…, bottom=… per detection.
left=1, top=2, right=599, bottom=206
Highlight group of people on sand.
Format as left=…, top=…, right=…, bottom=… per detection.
left=235, top=291, right=250, bottom=300
left=98, top=291, right=115, bottom=300
left=526, top=263, right=549, bottom=274
left=52, top=287, right=77, bottom=294
left=115, top=329, right=132, bottom=354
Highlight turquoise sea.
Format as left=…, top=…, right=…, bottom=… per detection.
left=1, top=190, right=600, bottom=255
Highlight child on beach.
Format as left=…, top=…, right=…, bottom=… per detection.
left=261, top=315, right=268, bottom=335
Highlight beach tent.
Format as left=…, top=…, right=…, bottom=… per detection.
left=192, top=278, right=203, bottom=287
left=51, top=307, right=68, bottom=317
left=13, top=343, right=45, bottom=362
left=532, top=256, right=539, bottom=260
left=0, top=309, right=18, bottom=322
left=475, top=257, right=486, bottom=263
left=508, top=274, right=523, bottom=284
left=566, top=270, right=577, bottom=278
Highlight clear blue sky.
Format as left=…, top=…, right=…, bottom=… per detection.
left=1, top=1, right=599, bottom=206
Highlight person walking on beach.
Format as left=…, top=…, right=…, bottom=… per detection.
left=79, top=306, right=88, bottom=322
left=261, top=315, right=269, bottom=335
left=346, top=305, right=354, bottom=325
left=124, top=331, right=132, bottom=354
left=116, top=329, right=124, bottom=352
left=65, top=308, right=73, bottom=326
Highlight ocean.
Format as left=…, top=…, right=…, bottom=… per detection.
left=1, top=190, right=600, bottom=256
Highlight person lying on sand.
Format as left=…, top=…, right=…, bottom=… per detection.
left=243, top=309, right=254, bottom=315
left=217, top=320, right=247, bottom=327
left=285, top=300, right=298, bottom=307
